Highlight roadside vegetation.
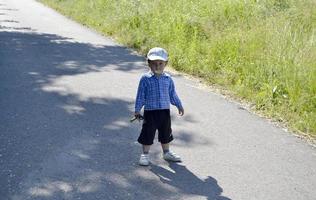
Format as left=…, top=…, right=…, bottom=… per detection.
left=39, top=0, right=316, bottom=138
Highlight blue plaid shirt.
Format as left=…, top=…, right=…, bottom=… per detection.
left=135, top=72, right=183, bottom=113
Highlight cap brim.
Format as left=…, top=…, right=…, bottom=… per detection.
left=147, top=55, right=168, bottom=61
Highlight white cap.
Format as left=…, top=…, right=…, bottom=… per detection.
left=147, top=47, right=168, bottom=61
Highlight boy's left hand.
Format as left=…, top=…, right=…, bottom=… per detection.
left=178, top=107, right=184, bottom=116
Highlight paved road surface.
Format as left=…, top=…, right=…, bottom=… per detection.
left=1, top=0, right=315, bottom=199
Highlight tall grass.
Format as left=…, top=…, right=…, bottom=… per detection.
left=40, top=0, right=316, bottom=137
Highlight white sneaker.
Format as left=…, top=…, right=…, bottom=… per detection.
left=139, top=154, right=150, bottom=166
left=163, top=151, right=181, bottom=162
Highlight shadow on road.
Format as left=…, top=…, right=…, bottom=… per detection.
left=0, top=30, right=227, bottom=200
left=151, top=163, right=231, bottom=200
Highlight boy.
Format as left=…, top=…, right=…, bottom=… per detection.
left=134, top=47, right=184, bottom=166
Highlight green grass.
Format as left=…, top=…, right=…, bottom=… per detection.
left=39, top=0, right=316, bottom=138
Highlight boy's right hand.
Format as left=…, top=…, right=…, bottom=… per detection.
left=134, top=112, right=141, bottom=118
left=130, top=112, right=144, bottom=122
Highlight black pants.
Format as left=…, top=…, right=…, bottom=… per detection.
left=138, top=109, right=173, bottom=145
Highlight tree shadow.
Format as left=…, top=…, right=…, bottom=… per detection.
left=0, top=30, right=143, bottom=199
left=150, top=163, right=232, bottom=200
left=0, top=30, right=220, bottom=200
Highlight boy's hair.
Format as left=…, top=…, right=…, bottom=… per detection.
left=147, top=47, right=168, bottom=61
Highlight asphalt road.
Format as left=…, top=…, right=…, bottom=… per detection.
left=1, top=0, right=316, bottom=199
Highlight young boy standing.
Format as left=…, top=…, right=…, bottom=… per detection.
left=134, top=47, right=184, bottom=166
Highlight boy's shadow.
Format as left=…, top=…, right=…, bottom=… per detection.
left=150, top=163, right=231, bottom=200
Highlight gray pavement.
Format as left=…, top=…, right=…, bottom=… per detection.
left=1, top=0, right=316, bottom=199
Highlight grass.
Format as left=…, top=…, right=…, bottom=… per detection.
left=39, top=0, right=316, bottom=138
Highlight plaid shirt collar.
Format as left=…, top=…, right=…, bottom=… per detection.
left=145, top=71, right=170, bottom=78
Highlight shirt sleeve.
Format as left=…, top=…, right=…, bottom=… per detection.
left=135, top=77, right=146, bottom=113
left=169, top=78, right=183, bottom=109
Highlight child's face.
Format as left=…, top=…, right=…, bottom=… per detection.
left=148, top=60, right=167, bottom=75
